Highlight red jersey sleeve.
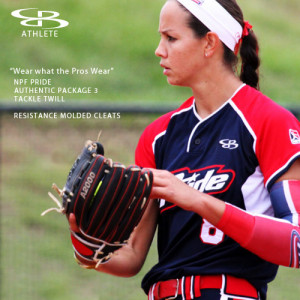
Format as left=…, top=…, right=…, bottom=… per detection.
left=135, top=111, right=175, bottom=168
left=219, top=87, right=300, bottom=268
left=232, top=86, right=300, bottom=189
left=135, top=124, right=157, bottom=168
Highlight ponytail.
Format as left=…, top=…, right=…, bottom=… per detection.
left=176, top=0, right=261, bottom=90
left=239, top=30, right=260, bottom=90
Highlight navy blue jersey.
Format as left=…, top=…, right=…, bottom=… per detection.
left=135, top=84, right=300, bottom=297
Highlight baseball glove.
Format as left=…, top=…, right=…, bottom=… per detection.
left=42, top=139, right=153, bottom=268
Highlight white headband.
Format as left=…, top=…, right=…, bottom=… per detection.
left=177, top=0, right=243, bottom=52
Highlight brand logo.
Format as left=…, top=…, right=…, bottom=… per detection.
left=191, top=0, right=205, bottom=5
left=235, top=32, right=242, bottom=40
left=289, top=129, right=300, bottom=145
left=290, top=230, right=300, bottom=268
left=219, top=139, right=239, bottom=150
left=80, top=172, right=96, bottom=200
left=11, top=8, right=69, bottom=29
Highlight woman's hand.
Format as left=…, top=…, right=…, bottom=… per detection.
left=67, top=213, right=98, bottom=269
left=68, top=213, right=80, bottom=232
left=150, top=168, right=226, bottom=225
left=150, top=168, right=200, bottom=211
left=67, top=200, right=159, bottom=276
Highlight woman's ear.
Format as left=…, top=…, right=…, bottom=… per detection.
left=203, top=32, right=221, bottom=58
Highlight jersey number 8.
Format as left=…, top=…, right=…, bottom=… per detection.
left=200, top=219, right=225, bottom=245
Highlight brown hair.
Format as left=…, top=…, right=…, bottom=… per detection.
left=176, top=0, right=260, bottom=89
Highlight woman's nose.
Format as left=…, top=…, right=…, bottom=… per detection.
left=155, top=39, right=167, bottom=58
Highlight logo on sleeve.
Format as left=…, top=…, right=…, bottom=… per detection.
left=289, top=129, right=300, bottom=145
left=290, top=230, right=300, bottom=268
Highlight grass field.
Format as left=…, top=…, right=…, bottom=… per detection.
left=1, top=114, right=158, bottom=300
left=1, top=115, right=300, bottom=300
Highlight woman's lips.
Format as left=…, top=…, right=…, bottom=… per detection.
left=160, top=63, right=170, bottom=75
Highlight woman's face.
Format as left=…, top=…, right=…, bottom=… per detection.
left=155, top=0, right=207, bottom=87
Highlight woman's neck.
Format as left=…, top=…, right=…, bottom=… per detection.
left=191, top=70, right=243, bottom=119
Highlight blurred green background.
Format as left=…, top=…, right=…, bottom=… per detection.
left=1, top=0, right=300, bottom=105
left=1, top=0, right=300, bottom=299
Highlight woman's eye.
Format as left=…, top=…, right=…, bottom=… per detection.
left=167, top=35, right=176, bottom=42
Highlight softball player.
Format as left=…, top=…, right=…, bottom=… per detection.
left=72, top=0, right=300, bottom=299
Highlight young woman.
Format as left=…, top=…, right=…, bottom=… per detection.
left=69, top=0, right=300, bottom=299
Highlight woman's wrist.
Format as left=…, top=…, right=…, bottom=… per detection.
left=189, top=190, right=226, bottom=226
